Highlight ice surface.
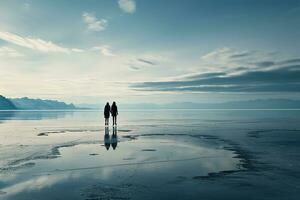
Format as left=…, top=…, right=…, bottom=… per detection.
left=1, top=110, right=300, bottom=200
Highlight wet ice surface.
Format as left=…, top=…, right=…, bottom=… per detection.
left=1, top=110, right=300, bottom=200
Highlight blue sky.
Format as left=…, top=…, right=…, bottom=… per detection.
left=0, top=0, right=300, bottom=104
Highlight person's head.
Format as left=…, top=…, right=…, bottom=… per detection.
left=112, top=101, right=116, bottom=106
left=106, top=102, right=109, bottom=106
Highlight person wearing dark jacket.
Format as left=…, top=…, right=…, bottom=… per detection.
left=104, top=102, right=110, bottom=126
left=111, top=101, right=118, bottom=126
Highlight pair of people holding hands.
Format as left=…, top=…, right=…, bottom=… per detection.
left=104, top=101, right=118, bottom=126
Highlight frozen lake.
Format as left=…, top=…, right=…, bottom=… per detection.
left=0, top=110, right=300, bottom=200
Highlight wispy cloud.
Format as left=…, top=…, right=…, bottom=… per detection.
left=92, top=45, right=115, bottom=56
left=137, top=58, right=156, bottom=66
left=0, top=31, right=81, bottom=53
left=82, top=12, right=107, bottom=32
left=198, top=48, right=283, bottom=74
left=279, top=58, right=300, bottom=65
left=71, top=48, right=84, bottom=53
left=254, top=61, right=275, bottom=67
left=200, top=48, right=256, bottom=66
left=131, top=65, right=300, bottom=92
left=0, top=31, right=86, bottom=54
left=131, top=49, right=300, bottom=93
left=118, top=0, right=136, bottom=14
left=0, top=46, right=23, bottom=57
left=124, top=52, right=172, bottom=71
left=129, top=65, right=140, bottom=71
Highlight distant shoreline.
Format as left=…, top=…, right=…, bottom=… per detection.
left=1, top=108, right=300, bottom=111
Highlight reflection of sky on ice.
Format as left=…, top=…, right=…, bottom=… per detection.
left=3, top=175, right=66, bottom=197
left=0, top=134, right=241, bottom=199
left=1, top=110, right=300, bottom=199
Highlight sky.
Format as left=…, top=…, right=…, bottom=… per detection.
left=0, top=0, right=300, bottom=104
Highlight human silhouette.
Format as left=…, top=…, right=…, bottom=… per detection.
left=111, top=126, right=118, bottom=150
left=104, top=127, right=110, bottom=150
left=104, top=102, right=110, bottom=126
left=111, top=102, right=118, bottom=126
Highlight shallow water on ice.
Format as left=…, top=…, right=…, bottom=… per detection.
left=1, top=110, right=300, bottom=200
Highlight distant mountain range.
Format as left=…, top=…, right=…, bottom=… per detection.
left=0, top=95, right=17, bottom=110
left=0, top=95, right=76, bottom=110
left=1, top=95, right=300, bottom=110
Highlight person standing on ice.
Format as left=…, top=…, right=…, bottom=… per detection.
left=111, top=101, right=118, bottom=126
left=104, top=102, right=110, bottom=126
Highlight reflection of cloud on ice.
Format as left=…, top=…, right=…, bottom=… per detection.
left=0, top=173, right=17, bottom=183
left=200, top=151, right=238, bottom=171
left=93, top=168, right=115, bottom=180
left=4, top=168, right=122, bottom=194
left=3, top=174, right=67, bottom=197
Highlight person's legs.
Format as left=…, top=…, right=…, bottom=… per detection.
left=113, top=116, right=117, bottom=125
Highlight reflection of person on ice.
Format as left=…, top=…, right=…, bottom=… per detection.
left=111, top=127, right=118, bottom=150
left=104, top=127, right=110, bottom=150
left=111, top=102, right=118, bottom=126
left=103, top=126, right=118, bottom=150
left=104, top=102, right=110, bottom=126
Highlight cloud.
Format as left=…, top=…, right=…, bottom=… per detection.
left=137, top=58, right=156, bottom=66
left=130, top=49, right=300, bottom=93
left=200, top=48, right=258, bottom=65
left=201, top=47, right=232, bottom=61
left=130, top=53, right=169, bottom=68
left=71, top=48, right=84, bottom=53
left=279, top=58, right=300, bottom=65
left=118, top=0, right=136, bottom=14
left=0, top=31, right=82, bottom=53
left=254, top=61, right=275, bottom=67
left=122, top=52, right=173, bottom=73
left=3, top=175, right=70, bottom=197
left=229, top=52, right=253, bottom=59
left=0, top=46, right=24, bottom=57
left=131, top=65, right=300, bottom=92
left=0, top=31, right=85, bottom=54
left=129, top=65, right=140, bottom=71
left=199, top=48, right=253, bottom=72
left=178, top=72, right=227, bottom=81
left=82, top=12, right=107, bottom=32
left=92, top=45, right=115, bottom=56
left=198, top=48, right=289, bottom=75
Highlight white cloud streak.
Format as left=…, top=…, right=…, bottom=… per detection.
left=92, top=45, right=115, bottom=56
left=0, top=31, right=84, bottom=53
left=118, top=0, right=136, bottom=14
left=198, top=47, right=279, bottom=74
left=82, top=12, right=107, bottom=32
left=0, top=31, right=66, bottom=53
left=0, top=46, right=24, bottom=57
